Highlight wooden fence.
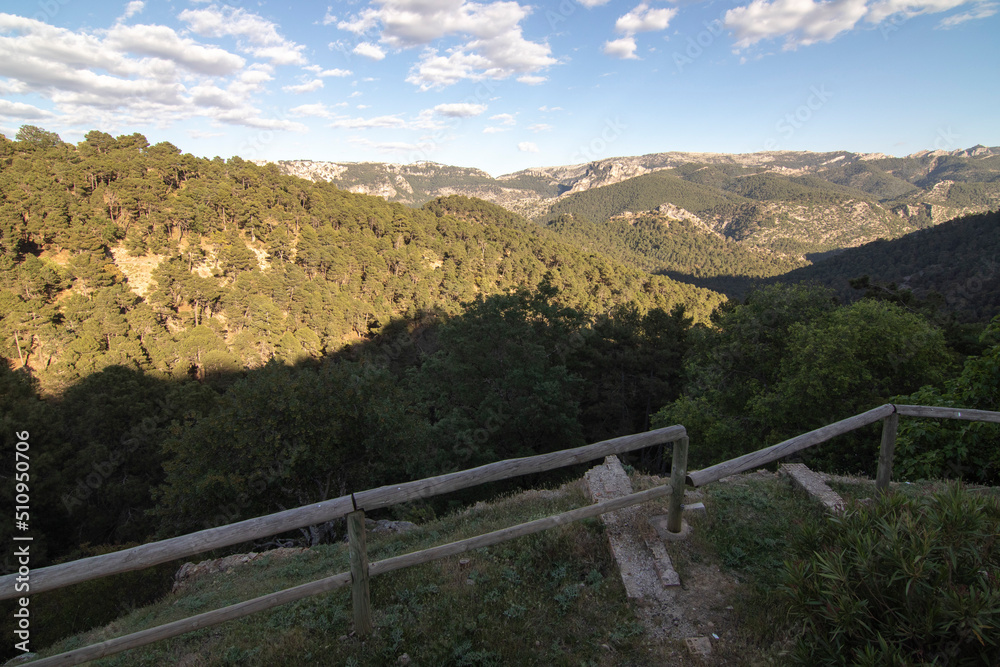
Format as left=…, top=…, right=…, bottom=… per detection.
left=13, top=403, right=1000, bottom=666
left=7, top=426, right=689, bottom=667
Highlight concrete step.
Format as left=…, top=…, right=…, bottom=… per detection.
left=584, top=456, right=681, bottom=601
left=779, top=463, right=845, bottom=513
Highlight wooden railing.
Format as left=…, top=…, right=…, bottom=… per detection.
left=8, top=426, right=689, bottom=667
left=685, top=404, right=1000, bottom=489
left=13, top=402, right=1000, bottom=666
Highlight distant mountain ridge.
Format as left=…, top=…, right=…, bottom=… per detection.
left=261, top=144, right=999, bottom=214
left=260, top=146, right=1000, bottom=307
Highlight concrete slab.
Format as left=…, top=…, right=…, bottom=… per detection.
left=685, top=636, right=713, bottom=661
left=584, top=456, right=681, bottom=599
left=780, top=463, right=845, bottom=513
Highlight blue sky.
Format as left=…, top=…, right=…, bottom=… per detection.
left=0, top=0, right=996, bottom=175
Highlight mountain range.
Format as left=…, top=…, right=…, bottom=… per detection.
left=263, top=145, right=1000, bottom=260
left=258, top=146, right=1000, bottom=307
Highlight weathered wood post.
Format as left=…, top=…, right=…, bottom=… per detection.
left=875, top=412, right=899, bottom=494
left=347, top=509, right=373, bottom=636
left=667, top=436, right=689, bottom=533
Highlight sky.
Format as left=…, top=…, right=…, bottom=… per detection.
left=0, top=0, right=997, bottom=176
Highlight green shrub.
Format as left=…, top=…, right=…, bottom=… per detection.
left=781, top=485, right=1000, bottom=665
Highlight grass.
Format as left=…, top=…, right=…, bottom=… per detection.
left=31, top=482, right=669, bottom=666
left=691, top=474, right=827, bottom=663
left=32, top=470, right=980, bottom=666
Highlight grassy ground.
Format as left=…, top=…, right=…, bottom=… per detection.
left=26, top=471, right=962, bottom=666
left=30, top=483, right=666, bottom=666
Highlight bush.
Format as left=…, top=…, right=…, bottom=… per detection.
left=781, top=485, right=1000, bottom=665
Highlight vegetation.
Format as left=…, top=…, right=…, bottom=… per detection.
left=21, top=482, right=672, bottom=666
left=894, top=316, right=1000, bottom=484
left=545, top=210, right=804, bottom=284
left=0, top=131, right=723, bottom=396
left=652, top=284, right=954, bottom=473
left=783, top=485, right=1000, bottom=665
left=773, top=209, right=1000, bottom=322
left=543, top=169, right=739, bottom=224
left=2, top=126, right=1000, bottom=663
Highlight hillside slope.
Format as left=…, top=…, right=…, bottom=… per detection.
left=771, top=209, right=1000, bottom=321
left=0, top=133, right=725, bottom=393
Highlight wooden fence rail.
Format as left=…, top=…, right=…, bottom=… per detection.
left=686, top=403, right=1000, bottom=489
left=0, top=425, right=685, bottom=600
left=25, top=485, right=673, bottom=667
left=17, top=402, right=1000, bottom=666
left=685, top=404, right=895, bottom=487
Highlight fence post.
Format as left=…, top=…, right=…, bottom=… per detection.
left=875, top=413, right=899, bottom=494
left=347, top=509, right=373, bottom=635
left=667, top=436, right=689, bottom=533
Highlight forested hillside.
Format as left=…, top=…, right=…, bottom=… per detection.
left=0, top=128, right=720, bottom=569
left=542, top=166, right=928, bottom=260
left=0, top=128, right=722, bottom=393
left=770, top=209, right=1000, bottom=322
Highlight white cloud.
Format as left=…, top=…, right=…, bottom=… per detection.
left=491, top=113, right=516, bottom=125
left=283, top=79, right=324, bottom=94
left=305, top=65, right=352, bottom=77
left=105, top=23, right=245, bottom=75
left=290, top=102, right=347, bottom=118
left=578, top=0, right=611, bottom=6
left=213, top=108, right=308, bottom=131
left=720, top=0, right=992, bottom=49
left=528, top=123, right=552, bottom=132
left=517, top=74, right=547, bottom=84
left=539, top=105, right=563, bottom=112
left=332, top=114, right=415, bottom=129
left=348, top=136, right=425, bottom=154
left=338, top=0, right=556, bottom=89
left=937, top=1, right=998, bottom=25
left=603, top=36, right=638, bottom=59
left=725, top=0, right=868, bottom=48
left=434, top=102, right=487, bottom=117
left=615, top=3, right=677, bottom=33
left=179, top=4, right=307, bottom=65
left=253, top=44, right=307, bottom=65
left=190, top=84, right=239, bottom=108
left=119, top=1, right=145, bottom=22
left=518, top=141, right=539, bottom=152
left=0, top=99, right=53, bottom=119
left=326, top=108, right=445, bottom=132
left=353, top=41, right=387, bottom=60
left=0, top=13, right=306, bottom=134
left=483, top=126, right=508, bottom=133
left=323, top=8, right=338, bottom=25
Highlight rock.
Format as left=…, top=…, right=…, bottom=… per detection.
left=364, top=519, right=417, bottom=534
left=173, top=547, right=307, bottom=592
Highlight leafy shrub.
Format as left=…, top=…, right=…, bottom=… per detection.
left=895, top=316, right=1000, bottom=484
left=781, top=485, right=1000, bottom=665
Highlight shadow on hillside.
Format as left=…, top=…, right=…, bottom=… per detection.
left=657, top=270, right=763, bottom=300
